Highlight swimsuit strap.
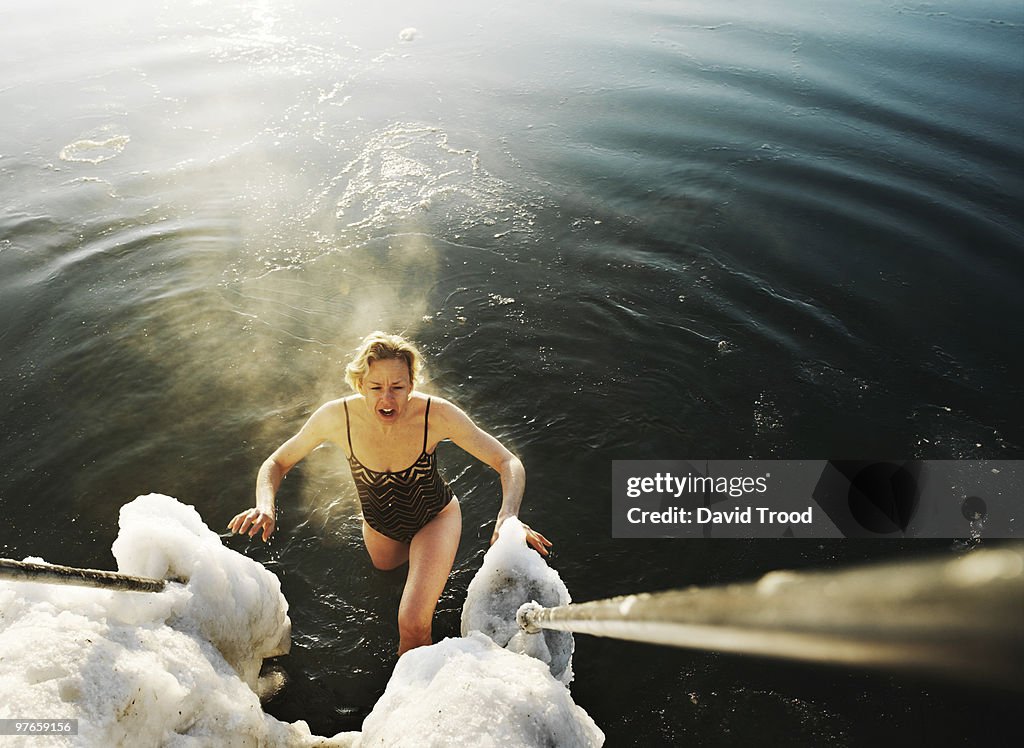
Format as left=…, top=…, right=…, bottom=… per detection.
left=344, top=399, right=355, bottom=457
left=423, top=397, right=432, bottom=454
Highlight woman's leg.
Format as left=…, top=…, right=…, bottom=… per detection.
left=362, top=521, right=410, bottom=570
left=396, top=499, right=462, bottom=656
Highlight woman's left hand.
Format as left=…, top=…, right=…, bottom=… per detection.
left=492, top=517, right=553, bottom=556
left=522, top=523, right=553, bottom=556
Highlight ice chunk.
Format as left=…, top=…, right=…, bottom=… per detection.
left=461, top=517, right=574, bottom=683
left=0, top=495, right=348, bottom=747
left=361, top=632, right=603, bottom=747
left=112, top=494, right=291, bottom=688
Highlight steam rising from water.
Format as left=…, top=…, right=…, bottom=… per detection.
left=149, top=118, right=541, bottom=519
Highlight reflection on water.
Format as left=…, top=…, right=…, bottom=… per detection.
left=1, top=0, right=1022, bottom=744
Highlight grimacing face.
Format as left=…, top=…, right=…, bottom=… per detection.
left=360, top=357, right=413, bottom=425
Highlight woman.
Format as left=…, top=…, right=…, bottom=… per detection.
left=228, top=331, right=551, bottom=655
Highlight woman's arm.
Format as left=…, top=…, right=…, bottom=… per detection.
left=227, top=400, right=345, bottom=542
left=437, top=398, right=551, bottom=555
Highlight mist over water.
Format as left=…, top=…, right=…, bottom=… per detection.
left=1, top=0, right=1021, bottom=744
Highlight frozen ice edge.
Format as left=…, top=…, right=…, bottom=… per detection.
left=0, top=496, right=602, bottom=746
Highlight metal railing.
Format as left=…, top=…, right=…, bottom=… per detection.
left=518, top=544, right=1024, bottom=686
left=0, top=557, right=181, bottom=593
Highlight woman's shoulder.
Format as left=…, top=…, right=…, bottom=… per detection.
left=319, top=394, right=360, bottom=409
left=312, top=396, right=360, bottom=422
left=420, top=395, right=474, bottom=430
left=421, top=393, right=459, bottom=412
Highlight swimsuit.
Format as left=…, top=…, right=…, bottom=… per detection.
left=344, top=397, right=455, bottom=544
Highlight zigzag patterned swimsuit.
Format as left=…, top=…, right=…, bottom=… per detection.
left=344, top=397, right=455, bottom=544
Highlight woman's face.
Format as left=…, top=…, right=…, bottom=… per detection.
left=361, top=357, right=413, bottom=425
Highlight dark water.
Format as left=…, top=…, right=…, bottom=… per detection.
left=1, top=0, right=1022, bottom=744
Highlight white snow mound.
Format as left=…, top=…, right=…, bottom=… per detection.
left=461, top=517, right=574, bottom=683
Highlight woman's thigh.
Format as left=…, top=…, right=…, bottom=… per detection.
left=362, top=521, right=410, bottom=570
left=401, top=499, right=462, bottom=618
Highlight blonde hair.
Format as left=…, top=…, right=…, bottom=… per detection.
left=344, top=331, right=424, bottom=391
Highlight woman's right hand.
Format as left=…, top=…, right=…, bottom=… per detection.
left=227, top=508, right=276, bottom=543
